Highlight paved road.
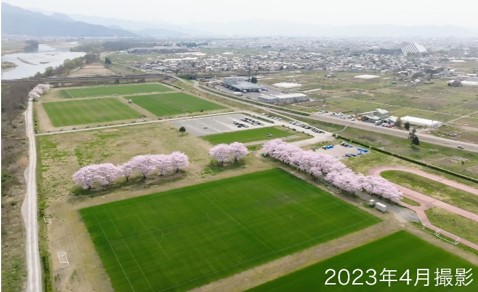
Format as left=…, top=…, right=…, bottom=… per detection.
left=22, top=98, right=42, bottom=292
left=309, top=112, right=478, bottom=153
left=192, top=82, right=478, bottom=153
left=369, top=166, right=478, bottom=251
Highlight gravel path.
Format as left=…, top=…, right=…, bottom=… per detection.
left=22, top=98, right=42, bottom=292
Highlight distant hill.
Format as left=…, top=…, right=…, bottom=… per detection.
left=67, top=14, right=190, bottom=38
left=186, top=20, right=478, bottom=38
left=1, top=3, right=138, bottom=37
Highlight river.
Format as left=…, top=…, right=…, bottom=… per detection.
left=1, top=44, right=86, bottom=80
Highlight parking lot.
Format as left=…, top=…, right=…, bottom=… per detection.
left=314, top=142, right=370, bottom=159
left=169, top=113, right=275, bottom=136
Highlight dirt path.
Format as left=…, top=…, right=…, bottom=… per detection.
left=22, top=98, right=42, bottom=292
left=192, top=221, right=400, bottom=292
left=370, top=165, right=478, bottom=195
left=369, top=166, right=478, bottom=251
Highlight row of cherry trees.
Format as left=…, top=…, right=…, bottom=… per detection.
left=28, top=84, right=50, bottom=100
left=262, top=139, right=402, bottom=201
left=209, top=142, right=248, bottom=164
left=72, top=152, right=189, bottom=190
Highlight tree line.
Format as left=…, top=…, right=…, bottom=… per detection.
left=33, top=53, right=99, bottom=78
left=262, top=139, right=403, bottom=201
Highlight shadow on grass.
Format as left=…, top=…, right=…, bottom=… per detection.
left=202, top=160, right=246, bottom=176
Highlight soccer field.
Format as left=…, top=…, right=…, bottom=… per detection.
left=60, top=83, right=171, bottom=98
left=80, top=169, right=379, bottom=291
left=203, top=127, right=293, bottom=144
left=249, top=230, right=478, bottom=291
left=127, top=92, right=224, bottom=116
left=43, top=98, right=140, bottom=127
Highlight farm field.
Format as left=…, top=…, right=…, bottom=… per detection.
left=203, top=127, right=296, bottom=144
left=248, top=230, right=478, bottom=291
left=80, top=168, right=380, bottom=291
left=127, top=92, right=224, bottom=116
left=42, top=98, right=140, bottom=127
left=60, top=83, right=171, bottom=98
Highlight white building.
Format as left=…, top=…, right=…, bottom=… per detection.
left=258, top=93, right=308, bottom=104
left=400, top=42, right=427, bottom=55
left=401, top=116, right=442, bottom=128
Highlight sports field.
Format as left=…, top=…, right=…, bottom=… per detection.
left=249, top=230, right=477, bottom=291
left=127, top=93, right=224, bottom=116
left=60, top=83, right=171, bottom=98
left=203, top=127, right=292, bottom=144
left=80, top=168, right=379, bottom=291
left=43, top=98, right=140, bottom=127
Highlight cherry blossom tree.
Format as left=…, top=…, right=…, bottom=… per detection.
left=170, top=151, right=190, bottom=173
left=129, top=155, right=158, bottom=178
left=360, top=176, right=402, bottom=201
left=209, top=144, right=233, bottom=165
left=73, top=151, right=191, bottom=189
left=209, top=142, right=248, bottom=165
left=229, top=142, right=248, bottom=162
left=72, top=163, right=121, bottom=189
left=28, top=83, right=50, bottom=100
left=118, top=160, right=136, bottom=182
left=262, top=139, right=402, bottom=200
left=153, top=154, right=174, bottom=176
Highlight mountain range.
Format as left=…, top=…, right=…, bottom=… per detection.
left=1, top=3, right=138, bottom=38
left=2, top=3, right=477, bottom=39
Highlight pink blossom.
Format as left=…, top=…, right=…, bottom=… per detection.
left=170, top=151, right=190, bottom=172
left=129, top=155, right=158, bottom=178
left=210, top=142, right=249, bottom=164
left=229, top=142, right=248, bottom=162
left=72, top=163, right=121, bottom=189
left=262, top=139, right=402, bottom=200
left=28, top=83, right=50, bottom=100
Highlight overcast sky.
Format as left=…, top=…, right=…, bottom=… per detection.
left=5, top=0, right=478, bottom=27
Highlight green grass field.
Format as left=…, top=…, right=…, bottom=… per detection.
left=127, top=93, right=224, bottom=116
left=60, top=83, right=171, bottom=98
left=249, top=231, right=477, bottom=292
left=381, top=170, right=478, bottom=214
left=80, top=169, right=379, bottom=291
left=43, top=98, right=140, bottom=127
left=426, top=208, right=478, bottom=245
left=203, top=127, right=293, bottom=144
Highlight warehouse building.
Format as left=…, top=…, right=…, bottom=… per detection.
left=401, top=116, right=442, bottom=128
left=258, top=93, right=308, bottom=104
left=223, top=77, right=263, bottom=92
left=400, top=42, right=427, bottom=55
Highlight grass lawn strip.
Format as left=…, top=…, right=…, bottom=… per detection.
left=203, top=127, right=293, bottom=144
left=80, top=168, right=379, bottom=291
left=248, top=230, right=478, bottom=291
left=126, top=93, right=224, bottom=117
left=426, top=208, right=478, bottom=245
left=60, top=83, right=171, bottom=98
left=43, top=98, right=140, bottom=127
left=381, top=170, right=478, bottom=214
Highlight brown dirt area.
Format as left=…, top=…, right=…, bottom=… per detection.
left=67, top=63, right=116, bottom=78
